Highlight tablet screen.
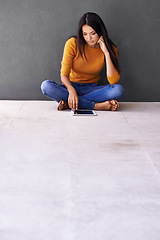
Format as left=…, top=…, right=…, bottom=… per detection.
left=74, top=110, right=94, bottom=114
left=72, top=110, right=96, bottom=115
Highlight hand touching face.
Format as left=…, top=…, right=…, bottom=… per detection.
left=97, top=36, right=109, bottom=54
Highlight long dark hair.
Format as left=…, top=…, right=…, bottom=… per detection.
left=77, top=12, right=120, bottom=73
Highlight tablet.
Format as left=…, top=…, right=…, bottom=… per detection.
left=71, top=109, right=97, bottom=116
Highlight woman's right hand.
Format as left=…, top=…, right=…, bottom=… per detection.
left=68, top=88, right=79, bottom=111
left=61, top=75, right=79, bottom=111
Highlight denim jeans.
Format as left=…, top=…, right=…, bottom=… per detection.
left=41, top=80, right=124, bottom=110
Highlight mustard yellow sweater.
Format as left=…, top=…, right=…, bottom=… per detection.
left=60, top=37, right=120, bottom=84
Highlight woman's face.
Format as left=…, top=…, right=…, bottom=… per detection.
left=82, top=24, right=99, bottom=47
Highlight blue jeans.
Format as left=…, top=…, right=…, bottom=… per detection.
left=41, top=80, right=124, bottom=110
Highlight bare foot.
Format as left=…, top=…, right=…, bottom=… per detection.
left=94, top=100, right=119, bottom=111
left=57, top=100, right=69, bottom=111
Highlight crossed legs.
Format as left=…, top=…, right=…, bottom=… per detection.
left=41, top=80, right=124, bottom=111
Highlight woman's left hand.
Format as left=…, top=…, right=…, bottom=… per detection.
left=97, top=36, right=109, bottom=55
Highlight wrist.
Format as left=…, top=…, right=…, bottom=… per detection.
left=104, top=51, right=110, bottom=58
left=68, top=86, right=75, bottom=93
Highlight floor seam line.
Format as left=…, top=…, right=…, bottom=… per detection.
left=7, top=101, right=25, bottom=130
left=120, top=110, right=130, bottom=125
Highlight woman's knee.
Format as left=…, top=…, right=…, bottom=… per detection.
left=113, top=84, right=124, bottom=98
left=41, top=80, right=52, bottom=94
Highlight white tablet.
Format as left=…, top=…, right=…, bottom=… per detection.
left=71, top=109, right=97, bottom=116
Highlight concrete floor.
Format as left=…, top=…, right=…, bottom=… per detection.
left=0, top=100, right=160, bottom=240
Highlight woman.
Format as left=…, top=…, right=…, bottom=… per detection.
left=41, top=12, right=124, bottom=111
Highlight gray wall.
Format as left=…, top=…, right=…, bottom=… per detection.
left=0, top=0, right=160, bottom=101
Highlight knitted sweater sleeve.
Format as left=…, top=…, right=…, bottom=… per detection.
left=60, top=38, right=76, bottom=76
